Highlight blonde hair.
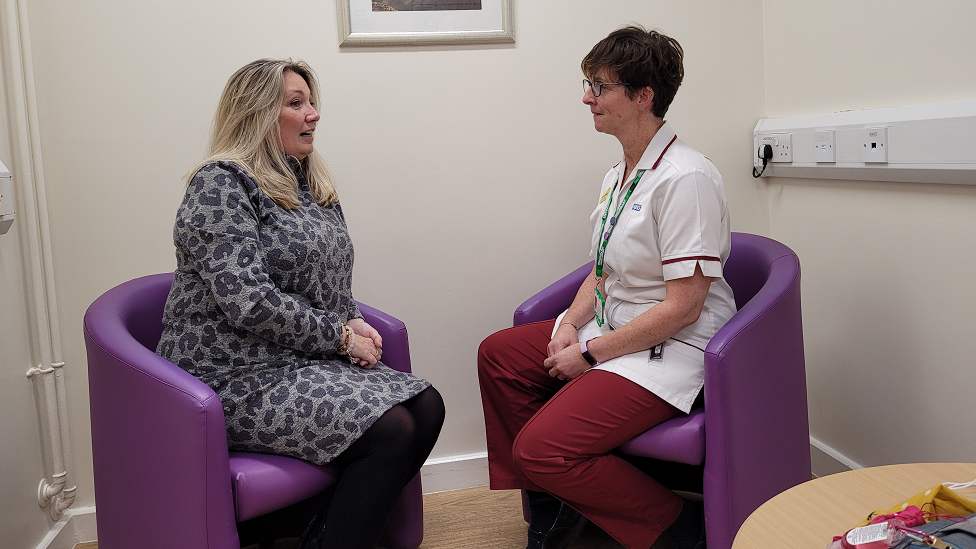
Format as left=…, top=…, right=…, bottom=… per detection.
left=189, top=58, right=337, bottom=209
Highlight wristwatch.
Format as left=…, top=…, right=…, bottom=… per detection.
left=579, top=339, right=599, bottom=366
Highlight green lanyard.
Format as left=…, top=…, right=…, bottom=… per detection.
left=594, top=169, right=646, bottom=326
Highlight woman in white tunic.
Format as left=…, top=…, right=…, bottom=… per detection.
left=478, top=26, right=735, bottom=549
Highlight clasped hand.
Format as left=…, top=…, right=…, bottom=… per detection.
left=544, top=323, right=589, bottom=381
left=347, top=318, right=383, bottom=368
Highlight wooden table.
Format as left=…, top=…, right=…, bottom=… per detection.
left=732, top=463, right=976, bottom=549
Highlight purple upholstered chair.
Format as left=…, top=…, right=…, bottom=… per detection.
left=84, top=273, right=424, bottom=549
left=513, top=233, right=810, bottom=549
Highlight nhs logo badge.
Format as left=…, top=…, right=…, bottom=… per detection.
left=632, top=204, right=642, bottom=211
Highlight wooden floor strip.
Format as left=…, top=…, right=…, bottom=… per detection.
left=73, top=486, right=631, bottom=549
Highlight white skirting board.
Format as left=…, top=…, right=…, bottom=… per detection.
left=810, top=436, right=861, bottom=478
left=33, top=506, right=96, bottom=549
left=419, top=441, right=863, bottom=490
left=420, top=452, right=490, bottom=494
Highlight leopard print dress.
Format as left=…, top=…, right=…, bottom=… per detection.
left=156, top=160, right=430, bottom=465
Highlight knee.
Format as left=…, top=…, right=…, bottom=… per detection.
left=512, top=421, right=566, bottom=484
left=477, top=330, right=508, bottom=376
left=478, top=326, right=541, bottom=386
left=414, top=386, right=446, bottom=434
left=367, top=405, right=418, bottom=452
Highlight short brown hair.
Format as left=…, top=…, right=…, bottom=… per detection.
left=581, top=26, right=684, bottom=118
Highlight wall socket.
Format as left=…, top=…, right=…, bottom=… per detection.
left=862, top=127, right=888, bottom=163
left=758, top=132, right=793, bottom=163
left=814, top=130, right=836, bottom=163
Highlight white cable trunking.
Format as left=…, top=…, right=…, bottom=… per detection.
left=753, top=99, right=976, bottom=185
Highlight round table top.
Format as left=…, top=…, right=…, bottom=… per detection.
left=732, top=462, right=976, bottom=549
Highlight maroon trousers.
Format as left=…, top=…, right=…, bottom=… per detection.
left=478, top=319, right=685, bottom=549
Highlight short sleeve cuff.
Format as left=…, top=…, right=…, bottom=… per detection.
left=662, top=257, right=723, bottom=280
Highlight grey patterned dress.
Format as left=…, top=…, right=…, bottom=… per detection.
left=156, top=160, right=430, bottom=465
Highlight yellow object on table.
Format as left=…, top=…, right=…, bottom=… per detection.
left=860, top=483, right=976, bottom=526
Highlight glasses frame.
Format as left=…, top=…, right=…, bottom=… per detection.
left=583, top=79, right=632, bottom=97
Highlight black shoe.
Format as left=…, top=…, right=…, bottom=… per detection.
left=542, top=503, right=589, bottom=549
left=664, top=499, right=706, bottom=549
left=526, top=491, right=561, bottom=549
left=526, top=526, right=546, bottom=549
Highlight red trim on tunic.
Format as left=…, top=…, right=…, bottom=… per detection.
left=652, top=135, right=678, bottom=169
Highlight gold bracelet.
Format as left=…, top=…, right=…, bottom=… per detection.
left=559, top=321, right=579, bottom=331
left=345, top=331, right=358, bottom=364
left=337, top=324, right=352, bottom=355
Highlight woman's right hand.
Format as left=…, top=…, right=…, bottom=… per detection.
left=347, top=333, right=380, bottom=368
left=547, top=322, right=580, bottom=358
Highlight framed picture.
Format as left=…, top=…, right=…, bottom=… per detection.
left=337, top=0, right=514, bottom=47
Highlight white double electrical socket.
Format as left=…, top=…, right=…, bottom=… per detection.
left=758, top=132, right=793, bottom=163
left=814, top=130, right=836, bottom=163
left=862, top=127, right=888, bottom=163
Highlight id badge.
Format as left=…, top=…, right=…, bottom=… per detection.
left=649, top=343, right=664, bottom=360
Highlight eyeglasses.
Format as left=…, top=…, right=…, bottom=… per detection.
left=583, top=79, right=631, bottom=97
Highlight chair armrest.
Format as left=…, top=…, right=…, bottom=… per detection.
left=702, top=253, right=810, bottom=549
left=84, top=309, right=239, bottom=549
left=357, top=301, right=412, bottom=374
left=513, top=262, right=593, bottom=326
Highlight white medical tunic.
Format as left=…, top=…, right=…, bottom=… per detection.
left=557, top=122, right=737, bottom=413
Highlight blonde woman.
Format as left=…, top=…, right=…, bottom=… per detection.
left=157, top=59, right=444, bottom=549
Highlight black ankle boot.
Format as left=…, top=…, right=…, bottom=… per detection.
left=664, top=499, right=706, bottom=549
left=542, top=502, right=588, bottom=549
left=526, top=491, right=561, bottom=549
left=526, top=526, right=547, bottom=549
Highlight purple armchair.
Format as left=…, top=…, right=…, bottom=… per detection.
left=514, top=233, right=810, bottom=549
left=84, top=273, right=424, bottom=549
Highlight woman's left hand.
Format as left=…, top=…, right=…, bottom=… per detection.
left=543, top=345, right=590, bottom=381
left=347, top=318, right=383, bottom=361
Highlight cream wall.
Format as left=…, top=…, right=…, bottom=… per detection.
left=8, top=0, right=768, bottom=523
left=763, top=1, right=976, bottom=467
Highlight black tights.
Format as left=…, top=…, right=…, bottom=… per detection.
left=300, top=386, right=445, bottom=549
